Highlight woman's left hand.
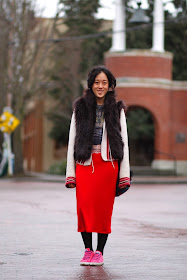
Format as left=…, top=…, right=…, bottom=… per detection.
left=66, top=183, right=76, bottom=188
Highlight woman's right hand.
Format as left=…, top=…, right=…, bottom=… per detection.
left=66, top=183, right=76, bottom=188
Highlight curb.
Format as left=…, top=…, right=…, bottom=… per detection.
left=1, top=176, right=187, bottom=185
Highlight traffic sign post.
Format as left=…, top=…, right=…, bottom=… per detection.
left=0, top=108, right=20, bottom=176
left=4, top=133, right=13, bottom=176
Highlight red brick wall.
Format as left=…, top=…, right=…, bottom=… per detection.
left=117, top=87, right=172, bottom=160
left=23, top=100, right=43, bottom=172
left=105, top=51, right=187, bottom=163
left=23, top=112, right=35, bottom=171
left=105, top=54, right=172, bottom=80
left=171, top=90, right=187, bottom=160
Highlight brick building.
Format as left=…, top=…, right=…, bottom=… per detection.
left=105, top=50, right=187, bottom=175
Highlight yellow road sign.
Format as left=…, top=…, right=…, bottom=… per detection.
left=0, top=111, right=20, bottom=133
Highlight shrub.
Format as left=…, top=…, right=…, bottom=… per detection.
left=48, top=159, right=67, bottom=175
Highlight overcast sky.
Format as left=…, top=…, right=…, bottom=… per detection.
left=36, top=0, right=175, bottom=19
left=36, top=0, right=115, bottom=19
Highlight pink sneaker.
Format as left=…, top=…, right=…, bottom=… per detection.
left=90, top=250, right=104, bottom=266
left=80, top=248, right=94, bottom=266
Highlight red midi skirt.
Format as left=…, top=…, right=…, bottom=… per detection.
left=76, top=153, right=118, bottom=234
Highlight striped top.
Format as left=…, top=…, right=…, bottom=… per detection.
left=92, top=105, right=104, bottom=145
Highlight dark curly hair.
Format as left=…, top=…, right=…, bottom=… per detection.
left=87, top=65, right=116, bottom=90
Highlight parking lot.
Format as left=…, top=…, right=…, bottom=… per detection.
left=0, top=179, right=187, bottom=280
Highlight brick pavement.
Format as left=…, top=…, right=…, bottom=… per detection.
left=0, top=180, right=187, bottom=280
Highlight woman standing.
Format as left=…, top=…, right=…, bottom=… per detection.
left=65, top=65, right=130, bottom=266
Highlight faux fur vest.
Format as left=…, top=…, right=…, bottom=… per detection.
left=73, top=90, right=126, bottom=162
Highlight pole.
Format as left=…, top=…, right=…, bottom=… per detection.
left=3, top=106, right=14, bottom=176
left=5, top=132, right=13, bottom=176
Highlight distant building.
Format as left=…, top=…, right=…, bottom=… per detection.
left=23, top=2, right=187, bottom=175
left=105, top=50, right=187, bottom=175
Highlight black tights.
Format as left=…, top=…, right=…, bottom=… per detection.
left=81, top=232, right=108, bottom=255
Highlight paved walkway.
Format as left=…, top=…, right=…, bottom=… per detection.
left=0, top=180, right=187, bottom=280
left=24, top=171, right=187, bottom=184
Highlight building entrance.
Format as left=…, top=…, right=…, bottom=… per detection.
left=126, top=106, right=154, bottom=166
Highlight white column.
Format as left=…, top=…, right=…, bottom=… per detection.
left=110, top=0, right=126, bottom=52
left=152, top=0, right=164, bottom=52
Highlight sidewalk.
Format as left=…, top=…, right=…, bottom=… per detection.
left=15, top=171, right=187, bottom=184
left=0, top=180, right=187, bottom=279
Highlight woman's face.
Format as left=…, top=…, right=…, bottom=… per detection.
left=92, top=72, right=109, bottom=105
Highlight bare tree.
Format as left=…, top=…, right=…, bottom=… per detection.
left=0, top=0, right=57, bottom=173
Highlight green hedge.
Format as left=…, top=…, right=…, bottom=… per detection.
left=48, top=159, right=67, bottom=175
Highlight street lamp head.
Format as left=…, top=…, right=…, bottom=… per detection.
left=129, top=1, right=150, bottom=24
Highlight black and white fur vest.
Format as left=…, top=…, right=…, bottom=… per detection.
left=73, top=90, right=126, bottom=162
